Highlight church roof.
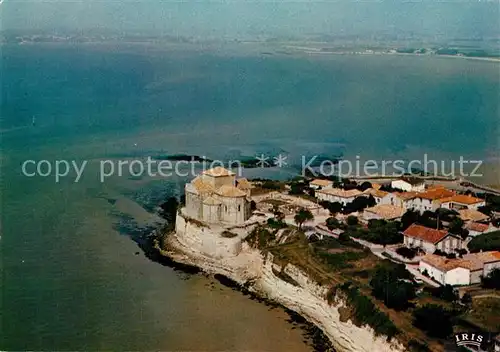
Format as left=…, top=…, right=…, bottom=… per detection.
left=203, top=167, right=234, bottom=177
left=216, top=184, right=247, bottom=197
left=203, top=196, right=222, bottom=205
left=236, top=178, right=252, bottom=190
left=192, top=176, right=214, bottom=194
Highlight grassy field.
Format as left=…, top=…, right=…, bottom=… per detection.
left=462, top=296, right=500, bottom=331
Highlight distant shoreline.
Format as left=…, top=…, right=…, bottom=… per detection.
left=282, top=45, right=500, bottom=63
left=4, top=41, right=500, bottom=63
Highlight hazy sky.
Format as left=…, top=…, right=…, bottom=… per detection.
left=2, top=1, right=499, bottom=38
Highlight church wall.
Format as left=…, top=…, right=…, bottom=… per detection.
left=202, top=203, right=221, bottom=223
left=185, top=191, right=203, bottom=220
left=219, top=196, right=249, bottom=225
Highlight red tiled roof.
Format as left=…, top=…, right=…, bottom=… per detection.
left=393, top=192, right=418, bottom=201
left=466, top=222, right=489, bottom=233
left=421, top=254, right=483, bottom=272
left=367, top=188, right=389, bottom=198
left=403, top=224, right=449, bottom=244
left=439, top=194, right=484, bottom=205
left=421, top=251, right=500, bottom=272
left=417, top=188, right=456, bottom=201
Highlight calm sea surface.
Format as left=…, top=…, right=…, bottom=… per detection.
left=1, top=43, right=499, bottom=350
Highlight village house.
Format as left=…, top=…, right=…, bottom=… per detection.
left=419, top=251, right=500, bottom=286
left=438, top=194, right=486, bottom=211
left=365, top=188, right=389, bottom=204
left=403, top=223, right=462, bottom=254
left=309, top=179, right=334, bottom=190
left=407, top=187, right=456, bottom=213
left=362, top=204, right=405, bottom=222
left=315, top=188, right=364, bottom=206
left=458, top=208, right=490, bottom=223
left=466, top=222, right=497, bottom=237
left=184, top=167, right=252, bottom=225
left=391, top=177, right=425, bottom=192
left=390, top=192, right=418, bottom=209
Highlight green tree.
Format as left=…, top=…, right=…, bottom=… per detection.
left=461, top=293, right=472, bottom=305
left=481, top=268, right=500, bottom=289
left=289, top=182, right=306, bottom=195
left=326, top=217, right=341, bottom=230
left=468, top=230, right=500, bottom=253
left=413, top=304, right=454, bottom=338
left=346, top=215, right=359, bottom=226
left=364, top=220, right=403, bottom=245
left=358, top=181, right=372, bottom=191
left=343, top=196, right=376, bottom=214
left=436, top=285, right=459, bottom=302
left=370, top=264, right=415, bottom=310
left=328, top=202, right=343, bottom=215
left=401, top=209, right=419, bottom=230
left=294, top=208, right=314, bottom=230
left=449, top=218, right=465, bottom=235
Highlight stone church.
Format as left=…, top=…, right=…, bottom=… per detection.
left=184, top=167, right=252, bottom=225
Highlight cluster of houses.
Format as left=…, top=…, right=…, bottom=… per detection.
left=310, top=177, right=500, bottom=287
left=313, top=177, right=487, bottom=220
left=401, top=223, right=500, bottom=285
left=311, top=177, right=492, bottom=235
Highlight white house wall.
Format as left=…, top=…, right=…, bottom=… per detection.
left=391, top=180, right=425, bottom=192
left=444, top=267, right=471, bottom=286
left=404, top=235, right=436, bottom=253
left=419, top=262, right=471, bottom=286
left=419, top=261, right=445, bottom=285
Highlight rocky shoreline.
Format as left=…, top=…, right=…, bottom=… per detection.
left=151, top=228, right=406, bottom=352
left=138, top=230, right=334, bottom=351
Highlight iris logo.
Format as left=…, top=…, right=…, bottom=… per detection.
left=454, top=332, right=484, bottom=349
